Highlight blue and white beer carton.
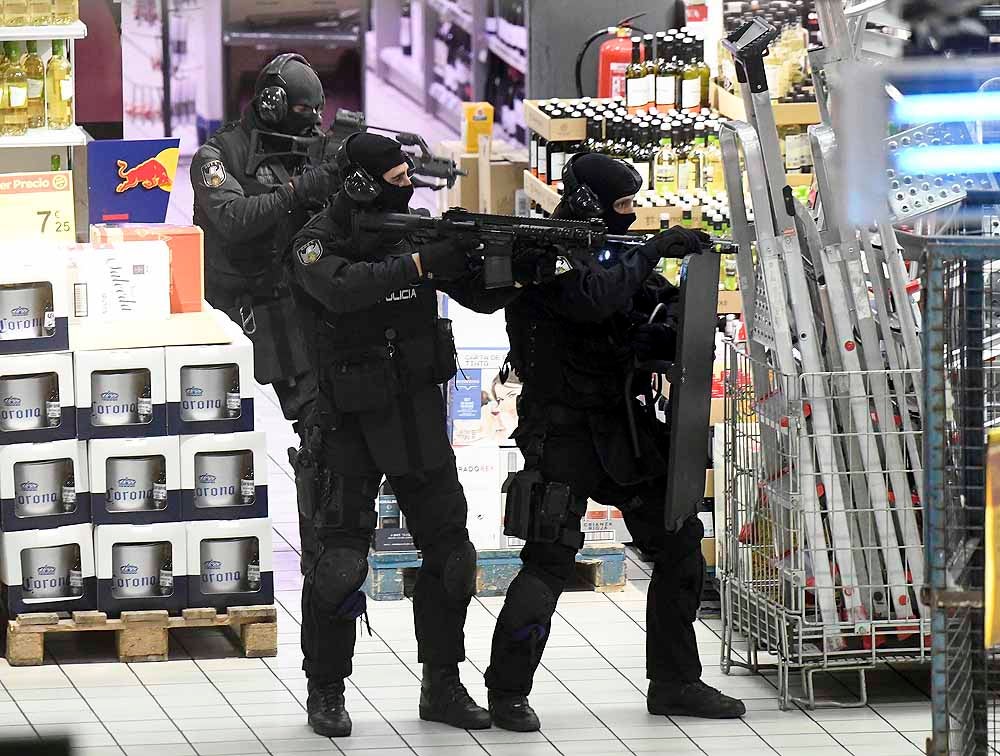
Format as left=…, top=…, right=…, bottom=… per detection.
left=165, top=336, right=253, bottom=436
left=179, top=432, right=267, bottom=521
left=74, top=348, right=167, bottom=440
left=186, top=518, right=273, bottom=611
left=94, top=522, right=188, bottom=616
left=0, top=522, right=96, bottom=616
left=88, top=437, right=181, bottom=525
left=0, top=439, right=90, bottom=531
left=0, top=351, right=76, bottom=444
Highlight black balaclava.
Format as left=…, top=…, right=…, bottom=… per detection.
left=349, top=133, right=414, bottom=212
left=571, top=153, right=641, bottom=234
left=257, top=58, right=325, bottom=136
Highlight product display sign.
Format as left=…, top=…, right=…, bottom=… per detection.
left=87, top=138, right=180, bottom=225
left=0, top=171, right=76, bottom=242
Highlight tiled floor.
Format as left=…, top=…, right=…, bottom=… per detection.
left=0, top=384, right=934, bottom=755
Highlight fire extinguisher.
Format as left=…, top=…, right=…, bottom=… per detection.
left=575, top=14, right=648, bottom=100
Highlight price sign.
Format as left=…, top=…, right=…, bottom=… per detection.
left=0, top=170, right=76, bottom=242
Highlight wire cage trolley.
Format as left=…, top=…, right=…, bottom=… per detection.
left=924, top=236, right=1000, bottom=756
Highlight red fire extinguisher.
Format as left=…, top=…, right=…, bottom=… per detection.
left=575, top=14, right=647, bottom=99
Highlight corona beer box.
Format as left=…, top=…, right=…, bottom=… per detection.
left=165, top=338, right=254, bottom=436
left=88, top=437, right=181, bottom=525
left=0, top=351, right=75, bottom=444
left=0, top=523, right=96, bottom=616
left=95, top=522, right=188, bottom=616
left=186, top=518, right=273, bottom=611
left=179, top=432, right=268, bottom=521
left=0, top=439, right=90, bottom=531
left=0, top=259, right=70, bottom=356
left=74, top=347, right=167, bottom=439
left=89, top=224, right=205, bottom=314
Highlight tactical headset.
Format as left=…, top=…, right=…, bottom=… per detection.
left=255, top=52, right=310, bottom=128
left=335, top=132, right=415, bottom=203
left=561, top=153, right=642, bottom=220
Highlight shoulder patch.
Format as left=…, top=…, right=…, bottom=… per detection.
left=201, top=159, right=227, bottom=188
left=297, top=239, right=324, bottom=266
left=554, top=256, right=573, bottom=275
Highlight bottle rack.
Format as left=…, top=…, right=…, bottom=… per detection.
left=370, top=0, right=527, bottom=140
left=0, top=20, right=88, bottom=151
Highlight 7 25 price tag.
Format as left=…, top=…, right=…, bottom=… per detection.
left=0, top=170, right=76, bottom=242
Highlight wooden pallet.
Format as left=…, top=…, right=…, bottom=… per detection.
left=366, top=544, right=626, bottom=601
left=4, top=605, right=277, bottom=666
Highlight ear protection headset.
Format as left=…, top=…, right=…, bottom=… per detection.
left=255, top=53, right=309, bottom=127
left=335, top=132, right=382, bottom=203
left=561, top=153, right=642, bottom=220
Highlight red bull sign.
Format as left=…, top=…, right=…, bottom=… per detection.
left=88, top=139, right=180, bottom=225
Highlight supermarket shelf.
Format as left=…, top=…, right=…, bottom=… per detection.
left=379, top=46, right=425, bottom=108
left=523, top=169, right=560, bottom=213
left=0, top=20, right=87, bottom=40
left=487, top=36, right=526, bottom=73
left=223, top=24, right=360, bottom=47
left=0, top=125, right=88, bottom=149
left=426, top=0, right=473, bottom=33
left=711, top=80, right=820, bottom=126
left=427, top=87, right=463, bottom=134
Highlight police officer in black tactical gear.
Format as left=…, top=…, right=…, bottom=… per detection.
left=192, top=53, right=337, bottom=426
left=286, top=132, right=520, bottom=738
left=485, top=153, right=746, bottom=731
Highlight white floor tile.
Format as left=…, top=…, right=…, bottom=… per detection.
left=481, top=744, right=562, bottom=756
left=411, top=747, right=488, bottom=756
left=190, top=741, right=268, bottom=756
left=114, top=728, right=188, bottom=746
left=120, top=746, right=196, bottom=756
left=623, top=740, right=704, bottom=754
left=258, top=738, right=339, bottom=753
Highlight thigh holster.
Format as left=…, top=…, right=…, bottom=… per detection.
left=504, top=470, right=586, bottom=550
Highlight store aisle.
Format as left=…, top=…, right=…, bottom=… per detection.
left=0, top=385, right=932, bottom=755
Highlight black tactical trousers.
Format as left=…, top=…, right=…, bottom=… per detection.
left=484, top=418, right=705, bottom=696
left=300, top=413, right=474, bottom=683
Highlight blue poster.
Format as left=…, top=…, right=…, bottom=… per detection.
left=451, top=372, right=482, bottom=421
left=87, top=138, right=180, bottom=225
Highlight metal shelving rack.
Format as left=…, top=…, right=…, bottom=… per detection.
left=0, top=20, right=89, bottom=157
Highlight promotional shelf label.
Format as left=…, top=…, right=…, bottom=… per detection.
left=0, top=171, right=75, bottom=242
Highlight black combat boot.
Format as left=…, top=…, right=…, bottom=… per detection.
left=488, top=691, right=540, bottom=732
left=419, top=664, right=492, bottom=729
left=307, top=679, right=352, bottom=737
left=647, top=679, right=746, bottom=719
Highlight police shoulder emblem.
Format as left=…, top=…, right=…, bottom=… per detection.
left=297, top=239, right=324, bottom=265
left=554, top=256, right=573, bottom=275
left=201, top=159, right=227, bottom=188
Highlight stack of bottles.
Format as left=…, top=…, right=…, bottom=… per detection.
left=530, top=98, right=729, bottom=207
left=429, top=16, right=474, bottom=110
left=0, top=38, right=73, bottom=135
left=719, top=0, right=816, bottom=103
left=624, top=29, right=711, bottom=114
left=486, top=0, right=526, bottom=60
left=0, top=0, right=78, bottom=25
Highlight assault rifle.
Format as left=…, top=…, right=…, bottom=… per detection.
left=353, top=208, right=649, bottom=289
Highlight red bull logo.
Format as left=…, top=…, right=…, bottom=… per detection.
left=116, top=158, right=173, bottom=193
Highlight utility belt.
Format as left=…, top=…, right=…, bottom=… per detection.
left=503, top=469, right=587, bottom=550
left=318, top=318, right=457, bottom=414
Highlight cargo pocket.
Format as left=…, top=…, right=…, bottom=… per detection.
left=327, top=359, right=400, bottom=413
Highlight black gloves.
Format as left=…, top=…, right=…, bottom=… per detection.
left=291, top=163, right=338, bottom=206
left=645, top=226, right=711, bottom=260
left=419, top=237, right=474, bottom=280
left=632, top=323, right=678, bottom=362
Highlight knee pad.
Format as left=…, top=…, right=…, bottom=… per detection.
left=500, top=570, right=557, bottom=641
left=442, top=540, right=477, bottom=602
left=313, top=546, right=369, bottom=620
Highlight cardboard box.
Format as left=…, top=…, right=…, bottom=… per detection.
left=74, top=348, right=167, bottom=439
left=438, top=140, right=528, bottom=215
left=179, top=432, right=268, bottom=521
left=95, top=522, right=188, bottom=616
left=165, top=338, right=254, bottom=436
left=447, top=348, right=520, bottom=447
left=0, top=258, right=70, bottom=355
left=90, top=224, right=205, bottom=314
left=69, top=308, right=233, bottom=352
left=64, top=241, right=171, bottom=321
left=0, top=351, right=75, bottom=443
left=186, top=518, right=273, bottom=611
left=374, top=479, right=413, bottom=552
left=462, top=102, right=494, bottom=153
left=0, top=440, right=90, bottom=532
left=88, top=437, right=181, bottom=525
left=0, top=523, right=96, bottom=616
